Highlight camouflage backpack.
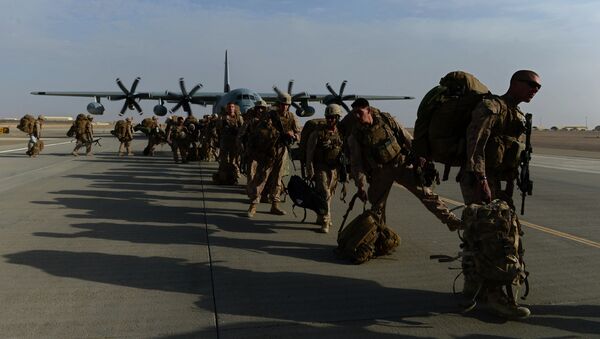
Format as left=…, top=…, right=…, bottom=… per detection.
left=412, top=71, right=491, bottom=179
left=76, top=116, right=89, bottom=136
left=111, top=120, right=127, bottom=139
left=460, top=199, right=529, bottom=300
left=17, top=114, right=36, bottom=134
left=335, top=194, right=400, bottom=264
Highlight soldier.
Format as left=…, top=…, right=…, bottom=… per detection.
left=166, top=116, right=189, bottom=163
left=459, top=70, right=541, bottom=319
left=239, top=100, right=268, bottom=183
left=305, top=104, right=344, bottom=233
left=348, top=98, right=462, bottom=229
left=72, top=113, right=94, bottom=156
left=246, top=93, right=300, bottom=217
left=216, top=102, right=244, bottom=178
left=142, top=116, right=164, bottom=156
left=118, top=117, right=135, bottom=156
left=27, top=115, right=45, bottom=157
left=184, top=113, right=200, bottom=161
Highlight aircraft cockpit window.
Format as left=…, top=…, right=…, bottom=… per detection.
left=236, top=94, right=243, bottom=100
left=249, top=95, right=256, bottom=100
left=242, top=94, right=250, bottom=100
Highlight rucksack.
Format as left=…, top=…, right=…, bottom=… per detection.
left=412, top=71, right=490, bottom=179
left=76, top=117, right=89, bottom=135
left=287, top=175, right=328, bottom=222
left=298, top=118, right=327, bottom=162
left=460, top=200, right=528, bottom=296
left=212, top=162, right=238, bottom=185
left=111, top=120, right=127, bottom=139
left=18, top=114, right=36, bottom=134
left=335, top=194, right=400, bottom=264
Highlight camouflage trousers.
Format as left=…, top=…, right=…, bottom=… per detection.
left=367, top=161, right=457, bottom=226
left=314, top=167, right=339, bottom=226
left=219, top=147, right=240, bottom=177
left=119, top=140, right=132, bottom=155
left=247, top=148, right=286, bottom=204
left=73, top=138, right=92, bottom=154
left=171, top=140, right=189, bottom=163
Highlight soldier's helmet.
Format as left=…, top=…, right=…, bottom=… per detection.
left=255, top=99, right=268, bottom=108
left=37, top=115, right=46, bottom=121
left=87, top=115, right=94, bottom=120
left=126, top=117, right=133, bottom=122
left=277, top=93, right=292, bottom=105
left=151, top=116, right=158, bottom=121
left=324, top=104, right=342, bottom=117
left=76, top=113, right=86, bottom=120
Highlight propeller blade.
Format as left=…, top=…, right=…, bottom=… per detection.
left=132, top=101, right=143, bottom=114
left=189, top=84, right=203, bottom=97
left=273, top=86, right=284, bottom=97
left=179, top=78, right=188, bottom=96
left=340, top=102, right=351, bottom=113
left=119, top=102, right=128, bottom=115
left=116, top=78, right=129, bottom=94
left=325, top=82, right=337, bottom=96
left=339, top=80, right=347, bottom=97
left=292, top=92, right=307, bottom=100
left=130, top=77, right=141, bottom=93
left=172, top=102, right=182, bottom=112
left=287, top=80, right=294, bottom=95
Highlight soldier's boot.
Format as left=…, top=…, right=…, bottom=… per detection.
left=118, top=144, right=125, bottom=156
left=270, top=202, right=286, bottom=215
left=126, top=146, right=133, bottom=156
left=247, top=203, right=257, bottom=218
left=485, top=289, right=530, bottom=319
left=86, top=146, right=93, bottom=156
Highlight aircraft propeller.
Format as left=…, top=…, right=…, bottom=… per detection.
left=169, top=78, right=203, bottom=115
left=113, top=77, right=144, bottom=116
left=324, top=80, right=353, bottom=113
left=273, top=79, right=307, bottom=114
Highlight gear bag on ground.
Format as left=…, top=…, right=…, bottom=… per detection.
left=460, top=199, right=529, bottom=300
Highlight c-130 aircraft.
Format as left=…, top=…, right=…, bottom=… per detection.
left=31, top=51, right=413, bottom=118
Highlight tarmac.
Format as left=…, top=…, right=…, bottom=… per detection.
left=0, top=132, right=598, bottom=338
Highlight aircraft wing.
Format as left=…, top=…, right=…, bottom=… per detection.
left=257, top=93, right=414, bottom=103
left=30, top=91, right=224, bottom=103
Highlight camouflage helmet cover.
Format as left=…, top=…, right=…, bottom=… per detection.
left=37, top=115, right=46, bottom=120
left=324, top=104, right=342, bottom=117
left=255, top=99, right=268, bottom=108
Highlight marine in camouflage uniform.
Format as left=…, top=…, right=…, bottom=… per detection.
left=458, top=70, right=541, bottom=319
left=142, top=116, right=165, bottom=156
left=246, top=93, right=300, bottom=217
left=305, top=104, right=344, bottom=233
left=166, top=116, right=190, bottom=163
left=347, top=98, right=462, bottom=230
left=184, top=114, right=200, bottom=161
left=72, top=114, right=94, bottom=156
left=27, top=115, right=45, bottom=157
left=216, top=102, right=244, bottom=178
left=118, top=117, right=135, bottom=156
left=239, top=100, right=269, bottom=185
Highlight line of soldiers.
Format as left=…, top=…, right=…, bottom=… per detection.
left=210, top=70, right=540, bottom=320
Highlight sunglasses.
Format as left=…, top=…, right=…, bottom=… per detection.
left=518, top=79, right=542, bottom=90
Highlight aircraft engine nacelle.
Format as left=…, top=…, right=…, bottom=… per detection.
left=295, top=99, right=315, bottom=117
left=86, top=102, right=105, bottom=115
left=153, top=104, right=168, bottom=117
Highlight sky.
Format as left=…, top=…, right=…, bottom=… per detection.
left=1, top=0, right=600, bottom=128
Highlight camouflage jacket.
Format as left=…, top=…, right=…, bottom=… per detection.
left=465, top=95, right=526, bottom=178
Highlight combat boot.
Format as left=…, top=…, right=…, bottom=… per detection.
left=318, top=221, right=331, bottom=234
left=270, top=202, right=286, bottom=215
left=484, top=290, right=531, bottom=319
left=72, top=151, right=79, bottom=157
left=247, top=204, right=257, bottom=218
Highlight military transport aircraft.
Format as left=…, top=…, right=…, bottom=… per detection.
left=31, top=51, right=413, bottom=118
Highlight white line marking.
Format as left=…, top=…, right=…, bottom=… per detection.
left=0, top=141, right=72, bottom=154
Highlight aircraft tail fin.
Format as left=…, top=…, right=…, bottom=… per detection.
left=224, top=50, right=230, bottom=93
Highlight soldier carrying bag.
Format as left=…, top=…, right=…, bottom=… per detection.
left=335, top=193, right=400, bottom=264
left=18, top=114, right=36, bottom=134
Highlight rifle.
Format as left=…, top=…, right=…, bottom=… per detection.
left=91, top=137, right=102, bottom=147
left=517, top=113, right=533, bottom=215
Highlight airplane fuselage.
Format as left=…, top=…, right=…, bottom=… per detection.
left=212, top=88, right=264, bottom=115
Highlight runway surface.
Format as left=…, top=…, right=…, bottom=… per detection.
left=0, top=134, right=598, bottom=338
